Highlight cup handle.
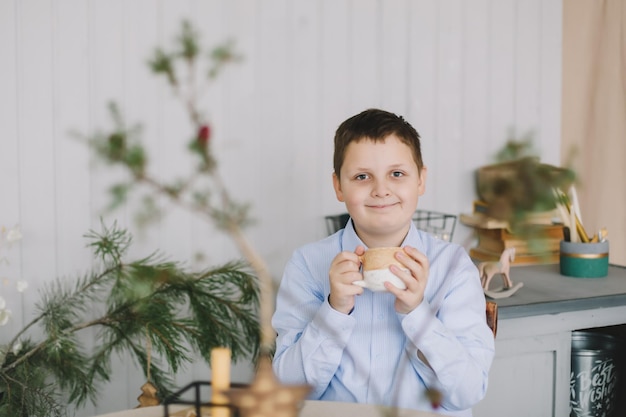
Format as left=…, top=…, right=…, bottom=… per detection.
left=355, top=254, right=365, bottom=286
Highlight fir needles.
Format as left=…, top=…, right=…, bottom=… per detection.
left=0, top=222, right=259, bottom=416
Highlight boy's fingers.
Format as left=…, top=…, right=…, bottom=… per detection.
left=402, top=246, right=429, bottom=271
left=384, top=280, right=405, bottom=296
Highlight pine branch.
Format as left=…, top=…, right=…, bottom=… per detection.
left=1, top=222, right=260, bottom=413
left=4, top=266, right=117, bottom=368
left=1, top=342, right=67, bottom=417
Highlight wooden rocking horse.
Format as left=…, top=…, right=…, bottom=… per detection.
left=478, top=247, right=524, bottom=299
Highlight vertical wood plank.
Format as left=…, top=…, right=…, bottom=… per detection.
left=381, top=0, right=410, bottom=115
left=0, top=0, right=25, bottom=343
left=432, top=0, right=464, bottom=211
left=88, top=0, right=128, bottom=233
left=488, top=0, right=516, bottom=151
left=514, top=0, right=541, bottom=138
left=461, top=0, right=491, bottom=168
left=250, top=0, right=292, bottom=275
left=456, top=0, right=492, bottom=245
left=539, top=0, right=562, bottom=165
left=319, top=0, right=350, bottom=216
left=16, top=0, right=57, bottom=345
left=52, top=0, right=93, bottom=278
left=407, top=0, right=438, bottom=209
left=289, top=0, right=325, bottom=245
left=348, top=0, right=380, bottom=109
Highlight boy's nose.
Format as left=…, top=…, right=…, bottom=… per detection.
left=372, top=180, right=391, bottom=197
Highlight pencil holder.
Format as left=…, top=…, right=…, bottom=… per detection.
left=560, top=240, right=609, bottom=278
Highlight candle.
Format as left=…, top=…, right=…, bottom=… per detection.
left=211, top=347, right=231, bottom=417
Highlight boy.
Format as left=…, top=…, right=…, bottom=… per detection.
left=271, top=109, right=494, bottom=416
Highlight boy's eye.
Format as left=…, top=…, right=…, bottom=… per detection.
left=391, top=171, right=404, bottom=178
left=355, top=174, right=369, bottom=181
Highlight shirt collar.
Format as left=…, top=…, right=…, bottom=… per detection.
left=340, top=218, right=425, bottom=252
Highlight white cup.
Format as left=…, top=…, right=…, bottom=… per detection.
left=353, top=247, right=408, bottom=292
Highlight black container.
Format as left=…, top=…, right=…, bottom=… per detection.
left=570, top=331, right=621, bottom=417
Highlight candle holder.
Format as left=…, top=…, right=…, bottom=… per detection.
left=162, top=381, right=249, bottom=417
left=162, top=353, right=311, bottom=417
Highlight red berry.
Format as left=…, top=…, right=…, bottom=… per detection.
left=198, top=125, right=211, bottom=145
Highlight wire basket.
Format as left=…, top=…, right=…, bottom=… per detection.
left=412, top=209, right=457, bottom=242
left=324, top=213, right=351, bottom=236
left=324, top=209, right=457, bottom=242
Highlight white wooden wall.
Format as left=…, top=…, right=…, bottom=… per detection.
left=0, top=0, right=562, bottom=415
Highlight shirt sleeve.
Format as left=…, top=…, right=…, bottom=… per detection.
left=400, top=250, right=495, bottom=410
left=271, top=251, right=356, bottom=399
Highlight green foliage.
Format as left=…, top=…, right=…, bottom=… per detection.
left=147, top=16, right=240, bottom=89
left=84, top=20, right=250, bottom=234
left=178, top=20, right=200, bottom=62
left=208, top=39, right=242, bottom=79
left=0, top=222, right=260, bottom=416
left=477, top=134, right=577, bottom=234
left=89, top=103, right=147, bottom=178
left=493, top=130, right=537, bottom=162
left=149, top=48, right=177, bottom=86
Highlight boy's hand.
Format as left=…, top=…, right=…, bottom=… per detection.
left=385, top=246, right=429, bottom=314
left=328, top=245, right=366, bottom=314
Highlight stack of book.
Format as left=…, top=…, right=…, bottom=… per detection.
left=461, top=202, right=565, bottom=266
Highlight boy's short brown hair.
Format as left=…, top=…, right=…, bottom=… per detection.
left=333, top=108, right=423, bottom=178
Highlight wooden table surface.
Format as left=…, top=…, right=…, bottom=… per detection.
left=95, top=401, right=445, bottom=417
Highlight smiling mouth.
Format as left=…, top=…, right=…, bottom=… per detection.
left=367, top=203, right=399, bottom=209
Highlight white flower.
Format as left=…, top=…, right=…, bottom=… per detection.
left=0, top=307, right=12, bottom=326
left=16, top=280, right=28, bottom=292
left=11, top=340, right=22, bottom=355
left=0, top=223, right=23, bottom=327
left=5, top=226, right=22, bottom=243
left=0, top=295, right=11, bottom=326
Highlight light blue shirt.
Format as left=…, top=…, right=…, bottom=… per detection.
left=271, top=220, right=495, bottom=416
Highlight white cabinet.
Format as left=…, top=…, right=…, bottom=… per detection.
left=472, top=265, right=626, bottom=417
left=475, top=331, right=570, bottom=417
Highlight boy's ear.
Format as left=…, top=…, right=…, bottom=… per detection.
left=332, top=173, right=345, bottom=202
left=418, top=166, right=428, bottom=196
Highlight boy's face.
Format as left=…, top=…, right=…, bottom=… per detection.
left=332, top=134, right=426, bottom=247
